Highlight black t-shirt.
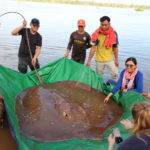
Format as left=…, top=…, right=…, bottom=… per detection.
left=18, top=28, right=42, bottom=57
left=117, top=133, right=150, bottom=150
left=67, top=31, right=91, bottom=59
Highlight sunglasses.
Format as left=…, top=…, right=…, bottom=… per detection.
left=125, top=64, right=135, bottom=68
left=78, top=26, right=84, bottom=28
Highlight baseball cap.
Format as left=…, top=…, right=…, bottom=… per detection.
left=31, top=18, right=40, bottom=25
left=77, top=19, right=86, bottom=27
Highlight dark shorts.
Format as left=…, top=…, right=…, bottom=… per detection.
left=71, top=57, right=85, bottom=64
left=18, top=57, right=40, bottom=74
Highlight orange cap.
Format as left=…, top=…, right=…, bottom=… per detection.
left=77, top=19, right=86, bottom=27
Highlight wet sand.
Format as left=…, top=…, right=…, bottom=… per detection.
left=0, top=119, right=18, bottom=150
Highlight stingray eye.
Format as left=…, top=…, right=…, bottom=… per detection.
left=63, top=112, right=68, bottom=118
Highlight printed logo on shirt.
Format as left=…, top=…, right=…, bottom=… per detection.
left=74, top=40, right=84, bottom=44
left=83, top=37, right=86, bottom=41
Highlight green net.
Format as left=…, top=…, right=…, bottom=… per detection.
left=0, top=58, right=146, bottom=150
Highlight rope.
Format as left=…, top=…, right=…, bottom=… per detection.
left=0, top=11, right=44, bottom=85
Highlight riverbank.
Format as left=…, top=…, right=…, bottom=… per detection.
left=17, top=0, right=150, bottom=10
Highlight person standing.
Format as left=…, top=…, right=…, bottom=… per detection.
left=86, top=16, right=119, bottom=81
left=64, top=19, right=91, bottom=64
left=11, top=18, right=42, bottom=73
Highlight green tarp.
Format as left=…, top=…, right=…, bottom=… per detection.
left=0, top=58, right=146, bottom=150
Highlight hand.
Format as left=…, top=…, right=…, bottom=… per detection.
left=108, top=134, right=115, bottom=144
left=108, top=134, right=115, bottom=150
left=86, top=61, right=91, bottom=67
left=64, top=53, right=69, bottom=58
left=122, top=89, right=128, bottom=92
left=115, top=59, right=119, bottom=67
left=104, top=95, right=110, bottom=103
left=142, top=93, right=150, bottom=99
left=22, top=20, right=27, bottom=28
left=120, top=120, right=134, bottom=130
left=32, top=57, right=36, bottom=66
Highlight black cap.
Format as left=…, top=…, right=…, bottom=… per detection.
left=31, top=18, right=40, bottom=25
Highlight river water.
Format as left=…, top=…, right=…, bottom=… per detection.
left=0, top=1, right=150, bottom=149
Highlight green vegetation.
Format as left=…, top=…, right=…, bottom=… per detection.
left=17, top=0, right=150, bottom=10
left=135, top=8, right=144, bottom=11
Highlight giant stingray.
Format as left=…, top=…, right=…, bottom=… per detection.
left=15, top=81, right=123, bottom=142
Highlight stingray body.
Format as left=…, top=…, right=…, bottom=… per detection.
left=15, top=81, right=123, bottom=142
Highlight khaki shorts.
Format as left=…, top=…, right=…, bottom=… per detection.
left=96, top=59, right=119, bottom=81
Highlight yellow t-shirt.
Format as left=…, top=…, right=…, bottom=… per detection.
left=96, top=33, right=114, bottom=62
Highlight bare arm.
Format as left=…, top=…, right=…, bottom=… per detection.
left=108, top=144, right=115, bottom=150
left=32, top=46, right=42, bottom=65
left=108, top=134, right=115, bottom=150
left=113, top=47, right=119, bottom=67
left=86, top=46, right=97, bottom=66
left=34, top=46, right=41, bottom=58
left=11, top=20, right=27, bottom=35
left=104, top=92, right=113, bottom=103
left=64, top=49, right=71, bottom=58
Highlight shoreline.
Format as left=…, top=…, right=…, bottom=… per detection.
left=17, top=0, right=150, bottom=10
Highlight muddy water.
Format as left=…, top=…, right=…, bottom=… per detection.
left=0, top=120, right=18, bottom=150
left=0, top=1, right=150, bottom=92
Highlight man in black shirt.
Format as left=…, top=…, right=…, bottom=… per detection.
left=11, top=18, right=42, bottom=73
left=64, top=19, right=91, bottom=64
